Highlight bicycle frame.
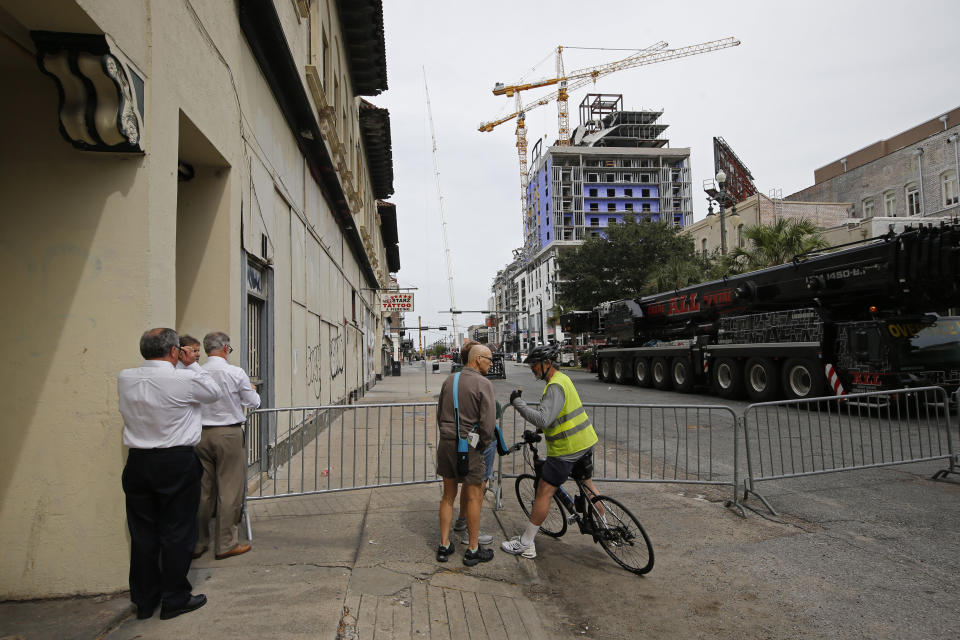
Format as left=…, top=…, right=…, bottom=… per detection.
left=513, top=435, right=610, bottom=541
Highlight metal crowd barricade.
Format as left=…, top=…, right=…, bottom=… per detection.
left=742, top=386, right=956, bottom=514
left=245, top=403, right=439, bottom=501
left=495, top=401, right=744, bottom=514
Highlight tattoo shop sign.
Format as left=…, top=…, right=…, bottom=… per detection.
left=381, top=293, right=414, bottom=312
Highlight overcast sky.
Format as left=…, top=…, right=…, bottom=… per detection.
left=376, top=0, right=959, bottom=343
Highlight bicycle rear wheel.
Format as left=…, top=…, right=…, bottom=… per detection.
left=515, top=474, right=567, bottom=538
left=590, top=495, right=653, bottom=574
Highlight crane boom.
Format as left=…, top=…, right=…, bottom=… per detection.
left=480, top=37, right=740, bottom=134
left=424, top=71, right=459, bottom=347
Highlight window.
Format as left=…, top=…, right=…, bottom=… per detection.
left=701, top=238, right=708, bottom=255
left=624, top=188, right=633, bottom=197
left=547, top=232, right=550, bottom=240
left=942, top=170, right=959, bottom=206
left=883, top=190, right=896, bottom=216
left=906, top=184, right=921, bottom=216
left=351, top=289, right=357, bottom=323
left=625, top=203, right=633, bottom=211
left=606, top=188, right=615, bottom=197
left=738, top=224, right=744, bottom=247
left=588, top=188, right=597, bottom=197
left=862, top=198, right=874, bottom=218
left=587, top=173, right=598, bottom=182
left=641, top=188, right=650, bottom=197
left=607, top=203, right=616, bottom=211
left=642, top=203, right=651, bottom=212
left=640, top=174, right=649, bottom=182
left=590, top=217, right=599, bottom=226
left=589, top=202, right=599, bottom=211
left=605, top=174, right=615, bottom=183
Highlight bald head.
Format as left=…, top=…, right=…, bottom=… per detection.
left=467, top=345, right=491, bottom=368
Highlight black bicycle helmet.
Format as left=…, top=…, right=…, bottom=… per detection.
left=523, top=344, right=559, bottom=365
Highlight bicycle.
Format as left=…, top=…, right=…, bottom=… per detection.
left=509, top=429, right=654, bottom=575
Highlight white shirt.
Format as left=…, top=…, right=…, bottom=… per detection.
left=201, top=356, right=261, bottom=426
left=118, top=360, right=222, bottom=448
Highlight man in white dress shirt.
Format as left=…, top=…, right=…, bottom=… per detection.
left=193, top=331, right=261, bottom=560
left=118, top=328, right=221, bottom=620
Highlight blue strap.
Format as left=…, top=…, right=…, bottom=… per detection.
left=453, top=372, right=468, bottom=453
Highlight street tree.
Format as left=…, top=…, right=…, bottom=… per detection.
left=556, top=217, right=704, bottom=310
left=725, top=218, right=829, bottom=273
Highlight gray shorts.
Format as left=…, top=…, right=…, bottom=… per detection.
left=436, top=438, right=486, bottom=485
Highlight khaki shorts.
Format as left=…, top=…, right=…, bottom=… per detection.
left=436, top=438, right=486, bottom=485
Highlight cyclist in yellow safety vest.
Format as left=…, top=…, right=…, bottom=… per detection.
left=501, top=344, right=602, bottom=559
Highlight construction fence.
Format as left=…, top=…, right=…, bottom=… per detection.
left=244, top=387, right=958, bottom=525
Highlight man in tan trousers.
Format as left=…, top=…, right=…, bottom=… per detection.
left=193, top=331, right=261, bottom=560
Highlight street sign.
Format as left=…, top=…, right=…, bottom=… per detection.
left=382, top=292, right=414, bottom=312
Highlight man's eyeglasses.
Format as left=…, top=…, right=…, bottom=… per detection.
left=478, top=355, right=492, bottom=362
left=226, top=345, right=234, bottom=354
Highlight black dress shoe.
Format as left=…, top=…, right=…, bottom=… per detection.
left=136, top=603, right=158, bottom=619
left=159, top=594, right=207, bottom=620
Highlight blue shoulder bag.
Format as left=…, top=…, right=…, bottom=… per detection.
left=452, top=372, right=472, bottom=477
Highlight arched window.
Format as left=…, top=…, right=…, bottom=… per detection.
left=942, top=170, right=958, bottom=207
left=737, top=223, right=745, bottom=247
left=862, top=197, right=875, bottom=218
left=701, top=238, right=707, bottom=255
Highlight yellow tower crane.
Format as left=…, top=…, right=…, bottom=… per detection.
left=479, top=37, right=741, bottom=252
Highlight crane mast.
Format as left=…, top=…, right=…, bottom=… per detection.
left=424, top=72, right=459, bottom=348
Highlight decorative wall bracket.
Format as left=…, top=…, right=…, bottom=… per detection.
left=31, top=31, right=145, bottom=152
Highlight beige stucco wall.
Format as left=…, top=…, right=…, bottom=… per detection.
left=0, top=0, right=391, bottom=598
left=685, top=194, right=852, bottom=256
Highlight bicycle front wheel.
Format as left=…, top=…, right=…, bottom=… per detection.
left=515, top=474, right=567, bottom=538
left=591, top=495, right=654, bottom=575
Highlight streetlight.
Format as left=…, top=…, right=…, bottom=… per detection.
left=703, top=170, right=741, bottom=256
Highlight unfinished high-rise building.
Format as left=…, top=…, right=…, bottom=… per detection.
left=523, top=94, right=693, bottom=254
left=490, top=94, right=693, bottom=354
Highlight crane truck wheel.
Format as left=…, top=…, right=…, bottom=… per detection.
left=613, top=358, right=630, bottom=384
left=713, top=357, right=745, bottom=399
left=745, top=357, right=780, bottom=402
left=651, top=357, right=672, bottom=390
left=781, top=358, right=826, bottom=400
left=634, top=358, right=652, bottom=387
left=671, top=358, right=695, bottom=393
left=599, top=357, right=611, bottom=381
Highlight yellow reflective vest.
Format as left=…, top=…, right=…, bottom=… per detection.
left=542, top=371, right=598, bottom=457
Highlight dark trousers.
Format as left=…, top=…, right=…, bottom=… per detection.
left=122, top=447, right=202, bottom=610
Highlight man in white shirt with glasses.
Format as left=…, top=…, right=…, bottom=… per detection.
left=193, top=331, right=260, bottom=561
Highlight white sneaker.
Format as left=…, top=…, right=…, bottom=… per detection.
left=460, top=531, right=494, bottom=545
left=500, top=535, right=536, bottom=558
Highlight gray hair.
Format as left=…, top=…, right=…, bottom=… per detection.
left=203, top=331, right=231, bottom=355
left=140, top=328, right=178, bottom=359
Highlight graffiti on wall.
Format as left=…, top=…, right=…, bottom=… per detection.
left=329, top=324, right=345, bottom=379
left=305, top=343, right=322, bottom=400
